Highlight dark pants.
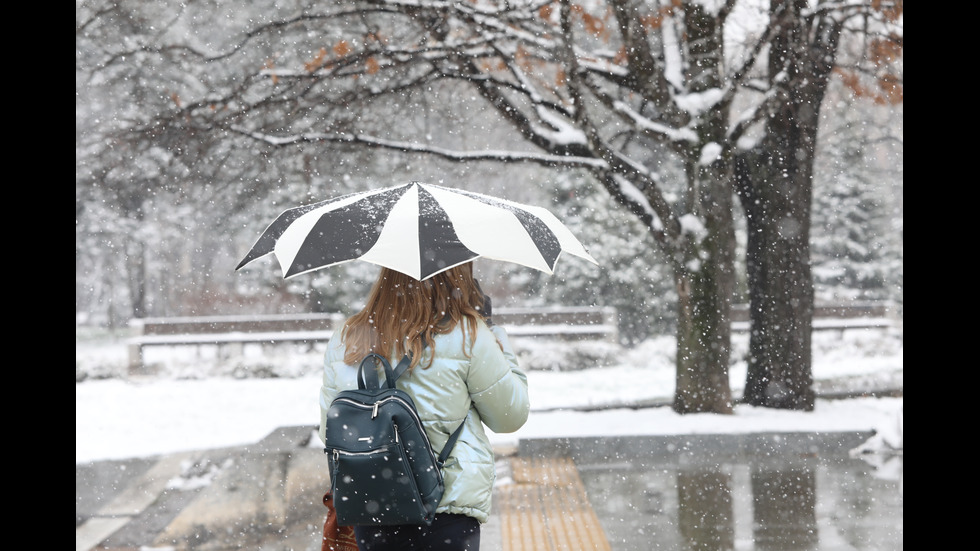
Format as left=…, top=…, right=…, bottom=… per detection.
left=353, top=514, right=481, bottom=551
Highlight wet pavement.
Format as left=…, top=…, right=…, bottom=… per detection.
left=520, top=433, right=903, bottom=550
left=77, top=426, right=902, bottom=551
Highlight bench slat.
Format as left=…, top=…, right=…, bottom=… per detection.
left=732, top=317, right=893, bottom=333
left=126, top=309, right=620, bottom=372
left=130, top=330, right=335, bottom=346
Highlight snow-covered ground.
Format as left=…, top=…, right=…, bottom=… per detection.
left=76, top=327, right=903, bottom=464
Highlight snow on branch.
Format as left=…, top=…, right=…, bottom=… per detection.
left=611, top=100, right=698, bottom=143
left=233, top=127, right=607, bottom=169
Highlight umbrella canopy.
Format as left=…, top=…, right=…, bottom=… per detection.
left=236, top=182, right=598, bottom=281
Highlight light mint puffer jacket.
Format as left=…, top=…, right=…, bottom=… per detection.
left=318, top=319, right=530, bottom=524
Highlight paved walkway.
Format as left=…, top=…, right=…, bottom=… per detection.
left=77, top=426, right=608, bottom=551
left=77, top=424, right=884, bottom=551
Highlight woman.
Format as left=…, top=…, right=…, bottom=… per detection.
left=319, top=262, right=530, bottom=551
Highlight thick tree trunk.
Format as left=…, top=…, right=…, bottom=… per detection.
left=674, top=270, right=735, bottom=414
left=671, top=4, right=736, bottom=414
left=734, top=1, right=842, bottom=410
left=673, top=163, right=736, bottom=414
left=738, top=158, right=815, bottom=410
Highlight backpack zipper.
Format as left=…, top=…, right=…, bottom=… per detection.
left=331, top=396, right=441, bottom=465
left=333, top=446, right=390, bottom=458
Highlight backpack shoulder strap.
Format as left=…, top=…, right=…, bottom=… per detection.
left=391, top=353, right=412, bottom=382
left=390, top=338, right=429, bottom=382
left=438, top=421, right=466, bottom=467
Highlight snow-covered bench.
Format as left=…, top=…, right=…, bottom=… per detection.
left=127, top=307, right=619, bottom=372
left=127, top=313, right=344, bottom=372
left=730, top=302, right=899, bottom=333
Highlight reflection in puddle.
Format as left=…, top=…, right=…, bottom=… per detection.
left=522, top=434, right=902, bottom=551
left=751, top=466, right=818, bottom=550
left=679, top=470, right=734, bottom=550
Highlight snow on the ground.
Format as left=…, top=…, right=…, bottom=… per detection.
left=76, top=327, right=903, bottom=464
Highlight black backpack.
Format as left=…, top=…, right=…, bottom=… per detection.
left=323, top=352, right=464, bottom=526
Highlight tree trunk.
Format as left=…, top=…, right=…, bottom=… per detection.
left=670, top=4, right=736, bottom=414
left=734, top=1, right=842, bottom=410
left=126, top=237, right=147, bottom=319
left=673, top=163, right=736, bottom=414
left=737, top=155, right=814, bottom=410
left=674, top=271, right=735, bottom=414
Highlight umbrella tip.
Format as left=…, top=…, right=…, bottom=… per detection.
left=235, top=254, right=257, bottom=271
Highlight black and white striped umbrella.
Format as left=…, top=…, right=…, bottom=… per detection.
left=236, top=182, right=598, bottom=281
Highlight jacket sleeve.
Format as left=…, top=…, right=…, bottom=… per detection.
left=466, top=322, right=529, bottom=434
left=318, top=333, right=344, bottom=446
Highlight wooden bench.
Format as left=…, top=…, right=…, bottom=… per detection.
left=127, top=313, right=344, bottom=371
left=730, top=302, right=898, bottom=333
left=495, top=306, right=618, bottom=342
left=127, top=307, right=619, bottom=372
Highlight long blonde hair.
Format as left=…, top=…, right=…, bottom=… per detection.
left=341, top=263, right=488, bottom=370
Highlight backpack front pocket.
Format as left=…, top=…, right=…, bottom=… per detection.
left=329, top=443, right=427, bottom=526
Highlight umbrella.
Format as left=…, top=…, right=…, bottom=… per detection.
left=236, top=182, right=598, bottom=281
